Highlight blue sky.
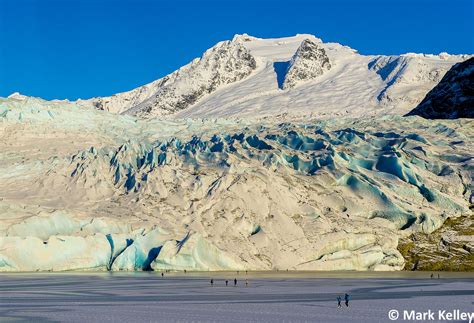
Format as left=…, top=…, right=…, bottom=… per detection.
left=0, top=0, right=472, bottom=100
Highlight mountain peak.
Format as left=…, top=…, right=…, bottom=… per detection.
left=127, top=39, right=257, bottom=118
left=282, top=39, right=331, bottom=89
left=232, top=33, right=259, bottom=43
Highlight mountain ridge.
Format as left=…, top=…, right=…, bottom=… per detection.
left=59, top=34, right=470, bottom=119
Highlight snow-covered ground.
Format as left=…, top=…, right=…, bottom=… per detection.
left=0, top=273, right=473, bottom=322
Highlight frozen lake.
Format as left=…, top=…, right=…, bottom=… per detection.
left=1, top=272, right=473, bottom=322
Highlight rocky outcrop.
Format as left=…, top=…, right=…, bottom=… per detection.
left=405, top=57, right=474, bottom=119
left=82, top=40, right=257, bottom=116
left=282, top=39, right=331, bottom=89
left=398, top=215, right=474, bottom=271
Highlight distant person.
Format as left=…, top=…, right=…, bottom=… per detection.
left=430, top=273, right=434, bottom=279
left=211, top=279, right=214, bottom=286
left=161, top=272, right=164, bottom=277
left=234, top=278, right=237, bottom=286
left=344, top=293, right=350, bottom=307
left=245, top=279, right=248, bottom=287
left=226, top=280, right=229, bottom=286
left=337, top=296, right=342, bottom=308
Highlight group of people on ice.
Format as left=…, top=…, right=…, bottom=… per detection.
left=210, top=278, right=248, bottom=287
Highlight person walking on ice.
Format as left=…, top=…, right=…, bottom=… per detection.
left=234, top=278, right=237, bottom=286
left=337, top=296, right=342, bottom=308
left=344, top=293, right=350, bottom=307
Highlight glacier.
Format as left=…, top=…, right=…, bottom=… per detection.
left=0, top=93, right=472, bottom=272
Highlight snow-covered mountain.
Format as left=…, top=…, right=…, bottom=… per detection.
left=406, top=57, right=474, bottom=119
left=80, top=39, right=256, bottom=115
left=78, top=34, right=470, bottom=119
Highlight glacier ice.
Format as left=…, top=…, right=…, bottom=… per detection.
left=0, top=95, right=472, bottom=272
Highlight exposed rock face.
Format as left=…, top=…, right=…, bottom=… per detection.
left=126, top=41, right=257, bottom=118
left=398, top=214, right=474, bottom=271
left=282, top=39, right=331, bottom=89
left=406, top=57, right=474, bottom=119
left=82, top=40, right=256, bottom=116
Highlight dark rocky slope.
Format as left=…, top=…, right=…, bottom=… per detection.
left=406, top=57, right=473, bottom=119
